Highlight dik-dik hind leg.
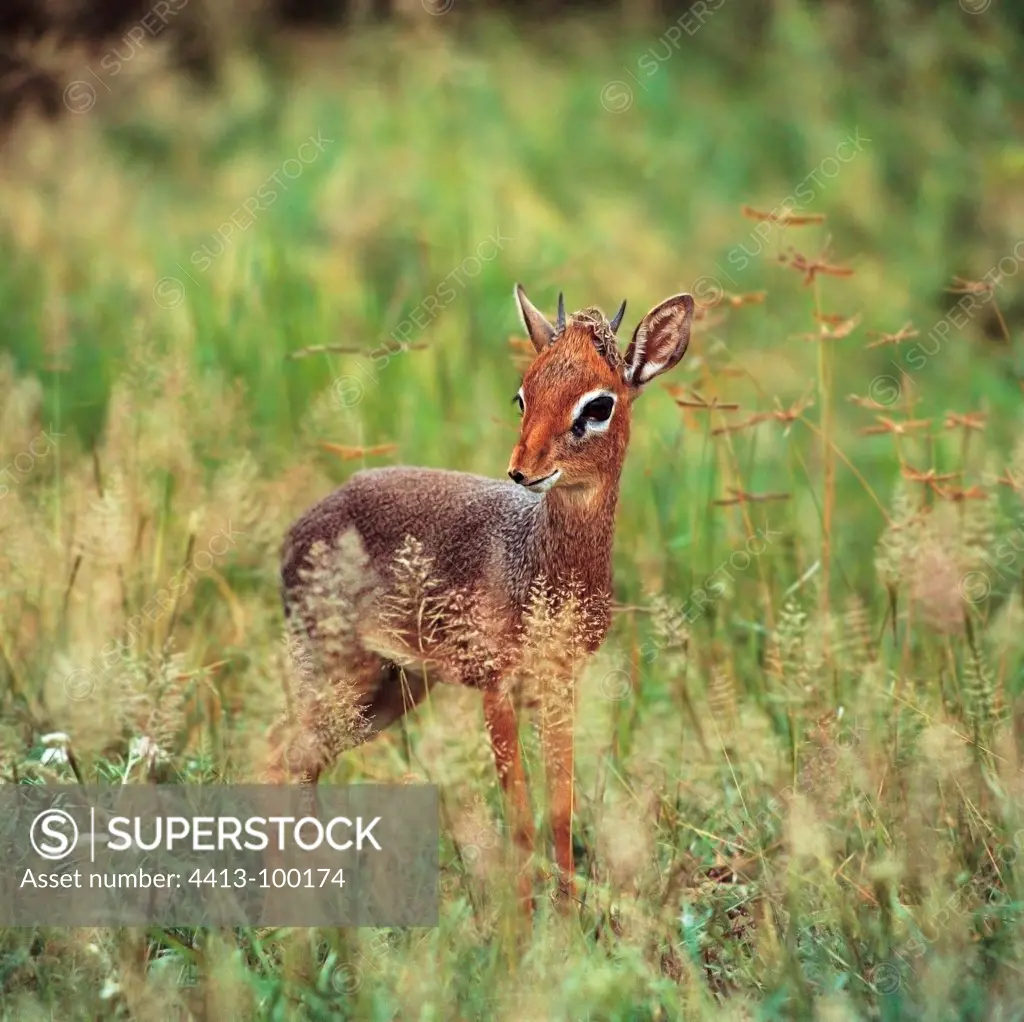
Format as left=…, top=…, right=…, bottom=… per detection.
left=363, top=661, right=434, bottom=740
left=482, top=688, right=535, bottom=907
left=261, top=655, right=431, bottom=922
left=264, top=667, right=365, bottom=786
left=266, top=654, right=432, bottom=784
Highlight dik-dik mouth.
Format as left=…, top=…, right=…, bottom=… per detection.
left=523, top=469, right=561, bottom=493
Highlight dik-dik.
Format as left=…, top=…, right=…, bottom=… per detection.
left=270, top=285, right=694, bottom=903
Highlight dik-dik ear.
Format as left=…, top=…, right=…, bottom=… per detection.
left=515, top=284, right=558, bottom=354
left=624, top=293, right=695, bottom=390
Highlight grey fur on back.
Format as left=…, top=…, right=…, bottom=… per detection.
left=281, top=466, right=545, bottom=616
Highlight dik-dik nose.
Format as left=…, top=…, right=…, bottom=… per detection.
left=508, top=469, right=526, bottom=484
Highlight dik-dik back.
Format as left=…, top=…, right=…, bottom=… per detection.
left=281, top=465, right=551, bottom=687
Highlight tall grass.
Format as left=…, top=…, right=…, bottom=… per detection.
left=1, top=6, right=1023, bottom=1020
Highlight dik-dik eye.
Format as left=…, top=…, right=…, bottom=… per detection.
left=512, top=389, right=525, bottom=415
left=570, top=391, right=616, bottom=438
left=581, top=395, right=614, bottom=422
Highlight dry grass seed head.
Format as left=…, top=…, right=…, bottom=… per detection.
left=765, top=597, right=813, bottom=707
left=962, top=642, right=999, bottom=743
left=279, top=626, right=373, bottom=764
left=650, top=591, right=691, bottom=659
left=907, top=539, right=964, bottom=635
left=517, top=575, right=593, bottom=703
left=292, top=529, right=374, bottom=662
left=839, top=593, right=874, bottom=672
left=957, top=489, right=1000, bottom=569
left=380, top=536, right=512, bottom=684
left=874, top=475, right=926, bottom=589
left=707, top=661, right=739, bottom=738
left=47, top=647, right=191, bottom=761
left=378, top=535, right=450, bottom=653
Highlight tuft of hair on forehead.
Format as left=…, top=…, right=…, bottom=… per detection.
left=560, top=306, right=625, bottom=371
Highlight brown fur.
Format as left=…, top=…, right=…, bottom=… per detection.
left=269, top=288, right=695, bottom=906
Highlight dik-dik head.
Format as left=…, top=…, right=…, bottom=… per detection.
left=508, top=285, right=695, bottom=494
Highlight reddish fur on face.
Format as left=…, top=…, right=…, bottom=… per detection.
left=508, top=316, right=631, bottom=491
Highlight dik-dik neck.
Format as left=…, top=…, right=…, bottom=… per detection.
left=533, top=477, right=620, bottom=599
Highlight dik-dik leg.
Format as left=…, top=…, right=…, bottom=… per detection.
left=267, top=650, right=433, bottom=783
left=482, top=687, right=535, bottom=907
left=540, top=668, right=577, bottom=903
left=262, top=653, right=431, bottom=920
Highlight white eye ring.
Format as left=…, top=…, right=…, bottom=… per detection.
left=570, top=389, right=616, bottom=436
left=515, top=388, right=525, bottom=414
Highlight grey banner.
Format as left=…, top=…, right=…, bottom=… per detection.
left=0, top=785, right=438, bottom=926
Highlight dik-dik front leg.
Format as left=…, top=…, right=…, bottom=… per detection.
left=540, top=668, right=577, bottom=904
left=482, top=687, right=535, bottom=908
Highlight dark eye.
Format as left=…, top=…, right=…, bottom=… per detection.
left=512, top=391, right=524, bottom=414
left=581, top=395, right=614, bottom=422
left=571, top=394, right=615, bottom=437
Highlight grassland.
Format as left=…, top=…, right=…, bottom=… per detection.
left=2, top=5, right=1024, bottom=1019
